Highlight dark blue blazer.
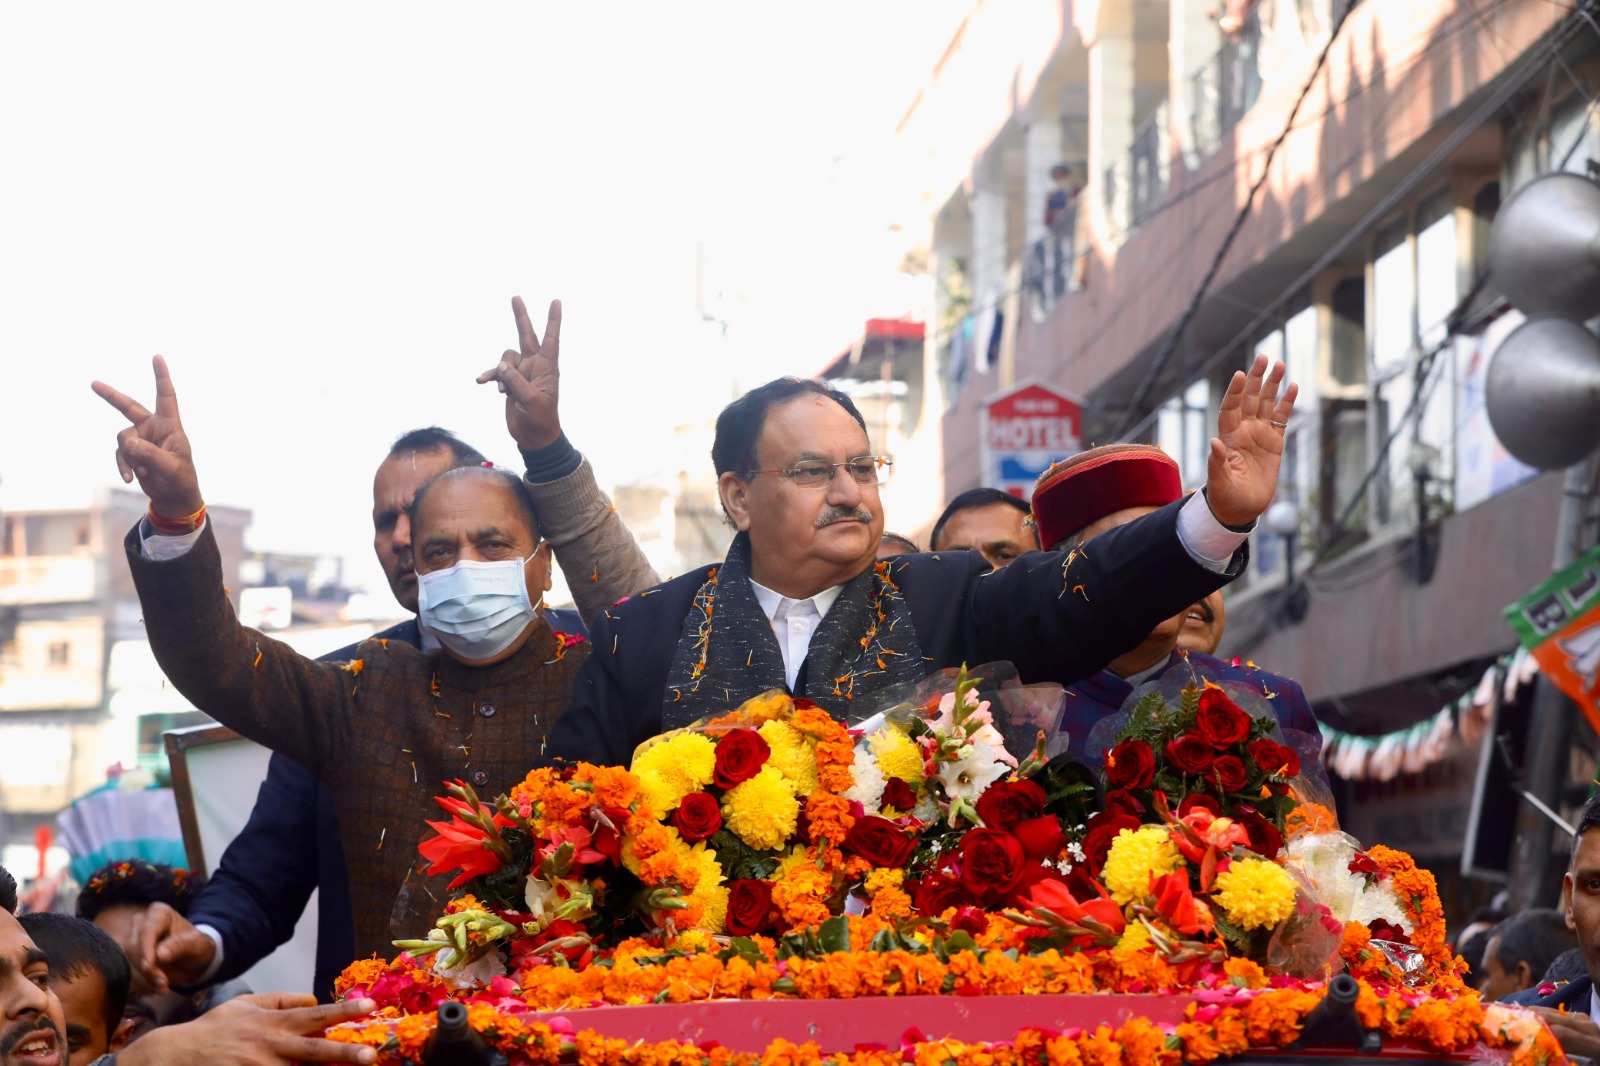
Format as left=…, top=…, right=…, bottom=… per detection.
left=548, top=499, right=1243, bottom=767
left=1505, top=974, right=1593, bottom=1011
left=184, top=608, right=585, bottom=1001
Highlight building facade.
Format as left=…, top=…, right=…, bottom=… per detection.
left=885, top=0, right=1600, bottom=907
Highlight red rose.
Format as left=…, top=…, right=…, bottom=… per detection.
left=1012, top=815, right=1067, bottom=861
left=949, top=906, right=989, bottom=936
left=725, top=878, right=776, bottom=936
left=1165, top=733, right=1216, bottom=775
left=975, top=779, right=1047, bottom=830
left=909, top=874, right=979, bottom=916
left=1082, top=811, right=1141, bottom=876
left=1247, top=738, right=1300, bottom=779
left=1212, top=755, right=1248, bottom=792
left=1196, top=689, right=1251, bottom=748
left=958, top=829, right=1027, bottom=901
left=1233, top=805, right=1285, bottom=858
left=671, top=792, right=723, bottom=842
left=881, top=777, right=918, bottom=813
left=1104, top=789, right=1146, bottom=817
left=1006, top=860, right=1056, bottom=907
left=844, top=815, right=917, bottom=868
left=1105, top=739, right=1156, bottom=790
left=1177, top=793, right=1222, bottom=820
left=1367, top=918, right=1410, bottom=944
left=713, top=729, right=771, bottom=789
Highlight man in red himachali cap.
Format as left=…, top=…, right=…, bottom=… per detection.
left=1033, top=444, right=1323, bottom=766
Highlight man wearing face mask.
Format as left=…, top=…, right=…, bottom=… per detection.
left=91, top=306, right=648, bottom=964
left=109, top=300, right=656, bottom=1001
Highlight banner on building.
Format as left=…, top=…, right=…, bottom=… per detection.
left=980, top=380, right=1082, bottom=500
left=1505, top=544, right=1600, bottom=735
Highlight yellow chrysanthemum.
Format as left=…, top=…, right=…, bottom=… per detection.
left=868, top=727, right=925, bottom=786
left=720, top=766, right=800, bottom=850
left=692, top=882, right=730, bottom=934
left=770, top=845, right=810, bottom=882
left=863, top=867, right=905, bottom=895
left=758, top=720, right=820, bottom=796
left=1212, top=857, right=1298, bottom=931
left=1102, top=825, right=1184, bottom=905
left=669, top=928, right=717, bottom=953
left=1114, top=920, right=1155, bottom=955
left=631, top=733, right=717, bottom=812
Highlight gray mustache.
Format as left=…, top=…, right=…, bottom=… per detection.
left=816, top=508, right=873, bottom=528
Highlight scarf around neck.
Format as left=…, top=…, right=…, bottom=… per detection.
left=661, top=533, right=927, bottom=728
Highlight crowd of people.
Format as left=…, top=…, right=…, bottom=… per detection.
left=0, top=293, right=1588, bottom=1063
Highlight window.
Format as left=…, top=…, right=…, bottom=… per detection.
left=1368, top=194, right=1459, bottom=528
left=1157, top=379, right=1210, bottom=489
left=47, top=641, right=70, bottom=667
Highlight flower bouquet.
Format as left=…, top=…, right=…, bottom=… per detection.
left=321, top=668, right=1565, bottom=1066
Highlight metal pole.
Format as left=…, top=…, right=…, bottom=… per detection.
left=1510, top=457, right=1599, bottom=907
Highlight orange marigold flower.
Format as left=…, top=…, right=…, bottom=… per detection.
left=332, top=956, right=391, bottom=998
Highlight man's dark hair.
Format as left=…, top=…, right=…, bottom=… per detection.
left=388, top=427, right=488, bottom=469
left=1541, top=945, right=1590, bottom=985
left=711, top=378, right=868, bottom=479
left=929, top=488, right=1032, bottom=551
left=879, top=532, right=919, bottom=555
left=408, top=465, right=542, bottom=545
left=19, top=912, right=130, bottom=1037
left=1573, top=793, right=1600, bottom=861
left=1489, top=908, right=1577, bottom=985
left=0, top=865, right=15, bottom=914
left=76, top=861, right=204, bottom=922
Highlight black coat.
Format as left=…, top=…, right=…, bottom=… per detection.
left=547, top=498, right=1242, bottom=767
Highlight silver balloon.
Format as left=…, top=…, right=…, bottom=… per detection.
left=1486, top=315, right=1600, bottom=469
left=1489, top=172, right=1600, bottom=320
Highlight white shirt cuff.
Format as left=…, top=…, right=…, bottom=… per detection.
left=192, top=923, right=226, bottom=984
left=137, top=517, right=207, bottom=560
left=1175, top=492, right=1252, bottom=573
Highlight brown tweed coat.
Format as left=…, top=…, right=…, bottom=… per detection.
left=125, top=524, right=591, bottom=961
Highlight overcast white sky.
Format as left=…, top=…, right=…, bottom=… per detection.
left=0, top=2, right=965, bottom=602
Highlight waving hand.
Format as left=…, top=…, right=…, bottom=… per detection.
left=1204, top=354, right=1299, bottom=527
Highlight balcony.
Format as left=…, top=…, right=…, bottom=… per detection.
left=1189, top=7, right=1263, bottom=160
left=0, top=555, right=97, bottom=606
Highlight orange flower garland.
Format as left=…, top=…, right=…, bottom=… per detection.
left=1362, top=845, right=1463, bottom=986
left=324, top=978, right=1566, bottom=1066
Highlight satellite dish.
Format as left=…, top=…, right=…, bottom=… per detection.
left=1489, top=172, right=1600, bottom=320
left=1486, top=315, right=1600, bottom=469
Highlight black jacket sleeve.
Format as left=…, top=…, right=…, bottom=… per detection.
left=181, top=753, right=321, bottom=985
left=904, top=498, right=1244, bottom=687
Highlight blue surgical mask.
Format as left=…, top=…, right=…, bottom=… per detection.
left=417, top=555, right=542, bottom=661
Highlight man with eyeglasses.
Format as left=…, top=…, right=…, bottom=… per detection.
left=549, top=362, right=1298, bottom=766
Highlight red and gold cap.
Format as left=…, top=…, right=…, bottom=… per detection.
left=1031, top=443, right=1183, bottom=550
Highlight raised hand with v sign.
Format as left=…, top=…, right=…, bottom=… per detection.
left=91, top=356, right=205, bottom=520
left=477, top=295, right=563, bottom=451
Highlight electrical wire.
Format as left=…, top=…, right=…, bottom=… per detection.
left=1108, top=0, right=1600, bottom=448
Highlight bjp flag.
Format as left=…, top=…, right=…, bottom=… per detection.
left=1506, top=545, right=1600, bottom=736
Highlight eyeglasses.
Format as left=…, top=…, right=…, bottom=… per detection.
left=745, top=455, right=894, bottom=488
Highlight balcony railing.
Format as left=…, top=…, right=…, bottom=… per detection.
left=1189, top=5, right=1263, bottom=159
left=1025, top=210, right=1079, bottom=318
left=1129, top=100, right=1171, bottom=226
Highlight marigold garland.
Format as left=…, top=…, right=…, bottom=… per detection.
left=324, top=975, right=1566, bottom=1066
